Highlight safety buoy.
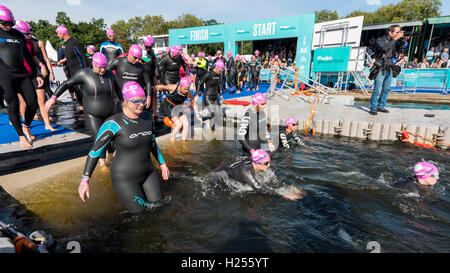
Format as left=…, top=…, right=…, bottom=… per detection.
left=163, top=116, right=175, bottom=128
left=223, top=100, right=251, bottom=106
left=413, top=142, right=433, bottom=148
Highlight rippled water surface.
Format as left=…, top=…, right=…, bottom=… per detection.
left=1, top=136, right=449, bottom=253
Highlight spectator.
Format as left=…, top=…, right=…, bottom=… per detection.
left=407, top=58, right=419, bottom=69
left=426, top=47, right=435, bottom=65
left=419, top=58, right=429, bottom=69
left=396, top=53, right=408, bottom=68
left=431, top=59, right=442, bottom=68
left=440, top=48, right=448, bottom=67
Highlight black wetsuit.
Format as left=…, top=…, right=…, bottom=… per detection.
left=31, top=37, right=52, bottom=96
left=248, top=60, right=261, bottom=90
left=53, top=69, right=123, bottom=158
left=393, top=177, right=420, bottom=193
left=213, top=56, right=227, bottom=90
left=143, top=48, right=159, bottom=115
left=238, top=109, right=271, bottom=155
left=107, top=56, right=151, bottom=97
left=279, top=130, right=306, bottom=149
left=85, top=53, right=93, bottom=68
left=194, top=58, right=207, bottom=96
left=64, top=37, right=87, bottom=106
left=160, top=85, right=188, bottom=119
left=216, top=158, right=271, bottom=191
left=100, top=41, right=124, bottom=65
left=236, top=60, right=247, bottom=89
left=198, top=70, right=223, bottom=131
left=0, top=28, right=39, bottom=137
left=226, top=56, right=237, bottom=92
left=158, top=54, right=189, bottom=85
left=83, top=111, right=165, bottom=214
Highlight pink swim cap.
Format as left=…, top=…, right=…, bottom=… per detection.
left=274, top=55, right=279, bottom=59
left=255, top=49, right=260, bottom=55
left=143, top=35, right=154, bottom=47
left=414, top=162, right=439, bottom=180
left=251, top=55, right=255, bottom=59
left=92, top=52, right=107, bottom=67
left=251, top=149, right=270, bottom=165
left=14, top=20, right=29, bottom=34
left=215, top=59, right=225, bottom=69
left=128, top=44, right=142, bottom=58
left=106, top=28, right=115, bottom=36
left=191, top=54, right=195, bottom=59
left=87, top=45, right=96, bottom=52
left=236, top=54, right=240, bottom=59
left=56, top=25, right=68, bottom=34
left=216, top=50, right=221, bottom=55
left=157, top=50, right=163, bottom=54
left=122, top=81, right=145, bottom=100
left=285, top=117, right=297, bottom=127
left=177, top=45, right=183, bottom=50
left=170, top=46, right=179, bottom=56
left=227, top=51, right=232, bottom=57
left=208, top=55, right=212, bottom=60
left=0, top=5, right=14, bottom=23
left=252, top=92, right=267, bottom=105
left=179, top=77, right=190, bottom=87
left=198, top=52, right=205, bottom=57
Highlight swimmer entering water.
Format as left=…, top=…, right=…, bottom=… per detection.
left=279, top=117, right=306, bottom=149
left=215, top=149, right=305, bottom=200
left=78, top=81, right=170, bottom=214
left=394, top=162, right=440, bottom=193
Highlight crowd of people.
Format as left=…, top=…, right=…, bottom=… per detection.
left=0, top=5, right=441, bottom=215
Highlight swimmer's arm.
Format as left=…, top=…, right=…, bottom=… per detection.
left=238, top=114, right=253, bottom=152
left=111, top=74, right=124, bottom=101
left=187, top=90, right=200, bottom=116
left=181, top=57, right=190, bottom=76
left=197, top=72, right=209, bottom=87
left=155, top=84, right=177, bottom=93
left=52, top=70, right=84, bottom=98
left=292, top=131, right=306, bottom=147
left=83, top=120, right=121, bottom=178
left=106, top=57, right=119, bottom=72
left=143, top=69, right=152, bottom=97
left=151, top=135, right=165, bottom=165
left=158, top=57, right=166, bottom=82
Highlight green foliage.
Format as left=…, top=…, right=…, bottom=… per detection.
left=315, top=9, right=339, bottom=23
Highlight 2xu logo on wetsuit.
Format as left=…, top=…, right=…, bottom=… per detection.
left=129, top=130, right=152, bottom=139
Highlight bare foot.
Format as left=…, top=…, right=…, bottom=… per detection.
left=22, top=125, right=35, bottom=141
left=19, top=136, right=32, bottom=149
left=45, top=125, right=58, bottom=132
left=33, top=114, right=39, bottom=121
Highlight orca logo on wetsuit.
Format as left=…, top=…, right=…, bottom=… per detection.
left=280, top=133, right=290, bottom=148
left=239, top=116, right=250, bottom=135
left=129, top=130, right=152, bottom=139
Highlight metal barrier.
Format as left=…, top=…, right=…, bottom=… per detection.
left=392, top=68, right=448, bottom=94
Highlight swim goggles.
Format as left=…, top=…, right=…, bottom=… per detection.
left=129, top=98, right=146, bottom=105
left=430, top=172, right=439, bottom=178
left=261, top=161, right=270, bottom=166
left=0, top=20, right=15, bottom=26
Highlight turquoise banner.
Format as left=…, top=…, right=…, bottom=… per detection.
left=312, top=47, right=350, bottom=72
left=169, top=14, right=316, bottom=79
left=398, top=69, right=448, bottom=88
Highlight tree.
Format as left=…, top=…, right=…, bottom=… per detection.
left=315, top=9, right=339, bottom=23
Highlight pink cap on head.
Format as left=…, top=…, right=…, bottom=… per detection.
left=191, top=54, right=195, bottom=59
left=414, top=162, right=438, bottom=180
left=106, top=28, right=115, bottom=36
left=122, top=81, right=145, bottom=100
left=251, top=149, right=270, bottom=165
left=92, top=52, right=107, bottom=67
left=166, top=47, right=170, bottom=51
left=56, top=25, right=68, bottom=34
left=198, top=52, right=205, bottom=57
left=255, top=49, right=260, bottom=55
left=87, top=45, right=96, bottom=52
left=274, top=55, right=279, bottom=59
left=157, top=50, right=163, bottom=54
left=170, top=46, right=179, bottom=55
left=128, top=44, right=142, bottom=58
left=285, top=117, right=297, bottom=127
left=180, top=77, right=190, bottom=87
left=236, top=54, right=240, bottom=59
left=216, top=50, right=221, bottom=55
left=215, top=59, right=225, bottom=69
left=207, top=55, right=212, bottom=60
left=251, top=55, right=255, bottom=59
left=13, top=20, right=29, bottom=34
left=177, top=44, right=183, bottom=50
left=252, top=92, right=267, bottom=105
left=25, top=22, right=31, bottom=30
left=142, top=35, right=154, bottom=47
left=0, top=5, right=14, bottom=23
left=227, top=51, right=232, bottom=57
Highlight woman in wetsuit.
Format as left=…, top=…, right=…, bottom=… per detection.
left=155, top=77, right=202, bottom=141
left=158, top=45, right=190, bottom=85
left=0, top=6, right=45, bottom=148
left=394, top=162, right=440, bottom=193
left=216, top=149, right=304, bottom=200
left=279, top=117, right=306, bottom=149
left=238, top=93, right=275, bottom=155
left=197, top=60, right=225, bottom=132
left=46, top=53, right=123, bottom=170
left=226, top=51, right=238, bottom=94
left=78, top=81, right=170, bottom=214
left=248, top=55, right=261, bottom=91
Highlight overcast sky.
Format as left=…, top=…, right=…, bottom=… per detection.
left=5, top=0, right=450, bottom=27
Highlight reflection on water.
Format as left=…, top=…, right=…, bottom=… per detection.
left=1, top=136, right=449, bottom=253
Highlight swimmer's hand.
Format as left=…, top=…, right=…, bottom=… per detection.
left=37, top=77, right=44, bottom=88
left=160, top=163, right=170, bottom=181
left=145, top=96, right=151, bottom=109
left=268, top=142, right=275, bottom=152
left=282, top=186, right=306, bottom=201
left=78, top=180, right=90, bottom=202
left=154, top=85, right=164, bottom=91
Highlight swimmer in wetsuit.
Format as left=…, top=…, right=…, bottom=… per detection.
left=46, top=53, right=123, bottom=170
left=0, top=7, right=45, bottom=148
left=197, top=60, right=225, bottom=132
left=140, top=35, right=160, bottom=117
left=86, top=45, right=95, bottom=68
left=100, top=28, right=124, bottom=65
left=107, top=44, right=152, bottom=109
left=279, top=117, right=306, bottom=149
left=248, top=55, right=261, bottom=91
left=155, top=77, right=202, bottom=141
left=226, top=51, right=238, bottom=94
left=158, top=45, right=190, bottom=85
left=238, top=93, right=275, bottom=156
left=394, top=162, right=440, bottom=194
left=78, top=81, right=170, bottom=214
left=215, top=149, right=304, bottom=200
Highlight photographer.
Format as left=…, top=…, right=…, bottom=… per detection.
left=368, top=25, right=409, bottom=115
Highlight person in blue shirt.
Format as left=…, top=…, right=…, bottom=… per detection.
left=440, top=48, right=449, bottom=67
left=100, top=28, right=124, bottom=65
left=426, top=47, right=435, bottom=65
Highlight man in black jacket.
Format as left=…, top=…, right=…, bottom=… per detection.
left=369, top=25, right=407, bottom=115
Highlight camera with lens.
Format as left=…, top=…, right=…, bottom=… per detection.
left=368, top=60, right=382, bottom=80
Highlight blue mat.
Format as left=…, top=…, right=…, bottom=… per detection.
left=0, top=113, right=73, bottom=144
